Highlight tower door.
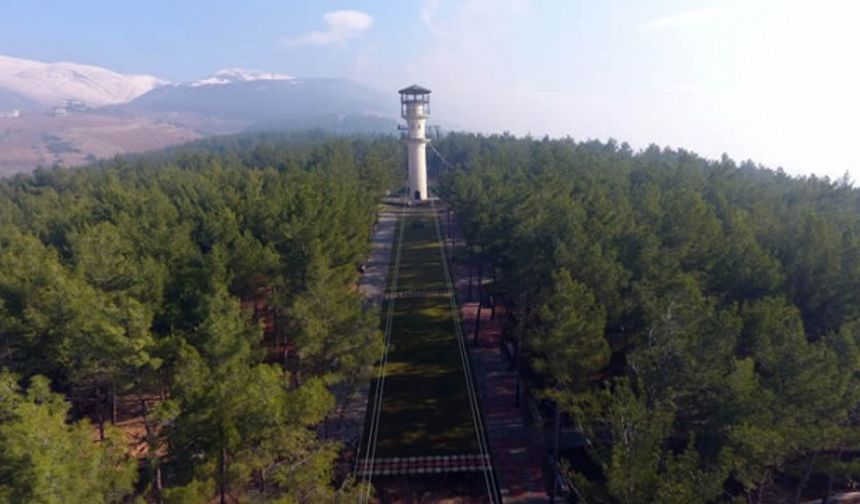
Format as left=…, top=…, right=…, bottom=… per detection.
left=413, top=190, right=421, bottom=200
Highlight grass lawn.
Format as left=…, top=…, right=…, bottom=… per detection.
left=394, top=215, right=450, bottom=292
left=365, top=212, right=479, bottom=457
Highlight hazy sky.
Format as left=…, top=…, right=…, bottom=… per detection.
left=1, top=0, right=858, bottom=180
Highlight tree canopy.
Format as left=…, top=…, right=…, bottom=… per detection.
left=0, top=132, right=399, bottom=502
left=436, top=133, right=860, bottom=502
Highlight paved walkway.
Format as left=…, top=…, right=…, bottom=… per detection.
left=359, top=211, right=398, bottom=308
left=328, top=209, right=397, bottom=451
left=444, top=210, right=551, bottom=504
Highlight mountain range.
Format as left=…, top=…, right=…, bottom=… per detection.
left=0, top=54, right=399, bottom=175
left=0, top=54, right=165, bottom=109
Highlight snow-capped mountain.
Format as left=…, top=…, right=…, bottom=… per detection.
left=0, top=56, right=400, bottom=175
left=189, top=68, right=293, bottom=87
left=0, top=54, right=165, bottom=108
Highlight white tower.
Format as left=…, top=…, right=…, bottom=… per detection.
left=399, top=85, right=431, bottom=201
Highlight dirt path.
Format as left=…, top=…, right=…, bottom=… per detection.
left=444, top=210, right=552, bottom=504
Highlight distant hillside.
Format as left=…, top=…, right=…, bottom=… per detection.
left=0, top=55, right=401, bottom=174
left=115, top=77, right=397, bottom=132
left=0, top=88, right=40, bottom=112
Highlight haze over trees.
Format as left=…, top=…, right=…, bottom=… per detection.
left=0, top=132, right=399, bottom=502
left=437, top=133, right=860, bottom=503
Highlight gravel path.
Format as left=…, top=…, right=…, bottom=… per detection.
left=359, top=211, right=398, bottom=309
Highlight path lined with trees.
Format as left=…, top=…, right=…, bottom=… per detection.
left=359, top=202, right=500, bottom=503
left=444, top=208, right=552, bottom=503
left=2, top=128, right=859, bottom=503
left=327, top=206, right=398, bottom=465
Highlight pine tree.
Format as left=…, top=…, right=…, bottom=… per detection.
left=0, top=371, right=137, bottom=503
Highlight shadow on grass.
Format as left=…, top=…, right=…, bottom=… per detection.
left=364, top=214, right=479, bottom=458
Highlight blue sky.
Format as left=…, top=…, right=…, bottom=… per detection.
left=1, top=0, right=858, bottom=179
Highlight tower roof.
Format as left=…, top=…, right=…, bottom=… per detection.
left=399, top=84, right=431, bottom=95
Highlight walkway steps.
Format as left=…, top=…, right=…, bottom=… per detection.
left=356, top=454, right=491, bottom=476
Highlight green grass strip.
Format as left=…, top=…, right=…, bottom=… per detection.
left=366, top=213, right=479, bottom=457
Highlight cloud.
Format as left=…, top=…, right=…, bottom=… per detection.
left=284, top=10, right=374, bottom=46
left=400, top=0, right=539, bottom=131
left=420, top=0, right=445, bottom=37
left=640, top=6, right=720, bottom=33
